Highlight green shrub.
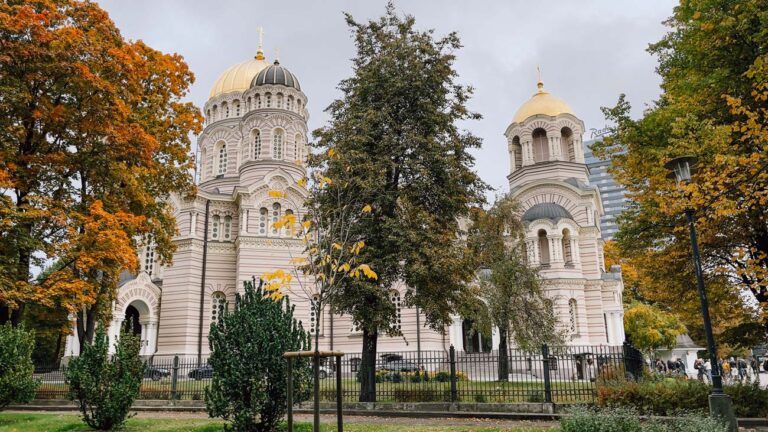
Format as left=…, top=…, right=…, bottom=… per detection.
left=66, top=326, right=144, bottom=430
left=434, top=371, right=450, bottom=382
left=0, top=324, right=38, bottom=408
left=526, top=391, right=545, bottom=403
left=561, top=406, right=727, bottom=432
left=473, top=393, right=487, bottom=403
left=205, top=279, right=311, bottom=432
left=597, top=377, right=768, bottom=417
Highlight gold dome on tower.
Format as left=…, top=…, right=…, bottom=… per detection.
left=209, top=50, right=269, bottom=99
left=511, top=80, right=574, bottom=124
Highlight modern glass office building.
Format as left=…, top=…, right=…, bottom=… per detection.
left=583, top=139, right=627, bottom=240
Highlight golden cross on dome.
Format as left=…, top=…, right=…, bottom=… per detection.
left=255, top=27, right=265, bottom=60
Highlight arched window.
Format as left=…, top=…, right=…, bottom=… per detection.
left=273, top=129, right=284, bottom=160
left=252, top=130, right=262, bottom=159
left=246, top=97, right=251, bottom=111
left=538, top=229, right=550, bottom=266
left=562, top=228, right=573, bottom=265
left=211, top=292, right=226, bottom=324
left=217, top=142, right=227, bottom=175
left=235, top=101, right=241, bottom=116
left=222, top=102, right=229, bottom=118
left=532, top=128, right=549, bottom=163
left=259, top=207, right=268, bottom=235
left=265, top=93, right=272, bottom=108
left=276, top=94, right=283, bottom=109
left=212, top=105, right=218, bottom=121
left=223, top=215, right=232, bottom=240
left=286, top=96, right=293, bottom=111
left=256, top=95, right=262, bottom=109
left=294, top=134, right=302, bottom=161
left=390, top=290, right=402, bottom=332
left=297, top=100, right=302, bottom=112
left=211, top=215, right=220, bottom=240
left=309, top=295, right=320, bottom=335
left=561, top=127, right=574, bottom=162
left=143, top=236, right=155, bottom=277
left=283, top=209, right=293, bottom=236
left=568, top=299, right=579, bottom=335
left=271, top=203, right=281, bottom=235
left=512, top=136, right=522, bottom=171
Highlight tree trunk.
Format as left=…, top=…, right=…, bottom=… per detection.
left=76, top=304, right=98, bottom=355
left=498, top=328, right=509, bottom=381
left=359, top=329, right=378, bottom=402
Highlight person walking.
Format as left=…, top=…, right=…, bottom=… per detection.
left=738, top=357, right=748, bottom=382
left=722, top=358, right=732, bottom=384
left=751, top=357, right=760, bottom=383
left=704, top=359, right=712, bottom=384
left=695, top=358, right=705, bottom=382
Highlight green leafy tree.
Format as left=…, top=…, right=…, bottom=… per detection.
left=205, top=278, right=311, bottom=432
left=0, top=323, right=38, bottom=409
left=624, top=302, right=687, bottom=358
left=468, top=194, right=563, bottom=381
left=593, top=0, right=768, bottom=331
left=312, top=3, right=487, bottom=402
left=66, top=326, right=144, bottom=430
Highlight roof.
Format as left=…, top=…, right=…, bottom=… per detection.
left=209, top=50, right=269, bottom=98
left=522, top=203, right=573, bottom=222
left=251, top=60, right=301, bottom=90
left=512, top=81, right=574, bottom=124
left=674, top=334, right=703, bottom=350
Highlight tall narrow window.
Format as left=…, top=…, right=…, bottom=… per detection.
left=235, top=101, right=240, bottom=116
left=569, top=299, right=579, bottom=335
left=246, top=97, right=251, bottom=111
left=538, top=229, right=550, bottom=265
left=390, top=291, right=402, bottom=332
left=259, top=207, right=268, bottom=235
left=212, top=106, right=218, bottom=121
left=532, top=128, right=549, bottom=163
left=211, top=215, right=220, bottom=240
left=276, top=94, right=283, bottom=109
left=273, top=129, right=284, bottom=160
left=143, top=237, right=155, bottom=277
left=297, top=100, right=302, bottom=112
left=223, top=215, right=232, bottom=240
left=211, top=292, right=226, bottom=324
left=309, top=295, right=320, bottom=335
left=294, top=134, right=302, bottom=161
left=265, top=93, right=272, bottom=108
left=271, top=203, right=281, bottom=235
left=217, top=143, right=227, bottom=175
left=256, top=95, right=262, bottom=109
left=286, top=97, right=293, bottom=111
left=252, top=130, right=262, bottom=159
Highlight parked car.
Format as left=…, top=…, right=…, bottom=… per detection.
left=188, top=365, right=213, bottom=380
left=380, top=359, right=419, bottom=373
left=145, top=365, right=171, bottom=381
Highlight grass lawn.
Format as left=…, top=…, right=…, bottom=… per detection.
left=0, top=412, right=555, bottom=432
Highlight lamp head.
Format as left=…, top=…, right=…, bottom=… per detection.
left=664, top=156, right=698, bottom=183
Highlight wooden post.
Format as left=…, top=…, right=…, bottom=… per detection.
left=287, top=357, right=293, bottom=432
left=336, top=354, right=343, bottom=432
left=284, top=350, right=345, bottom=432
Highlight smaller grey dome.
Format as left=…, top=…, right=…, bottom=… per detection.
left=251, top=60, right=301, bottom=90
left=522, top=203, right=573, bottom=222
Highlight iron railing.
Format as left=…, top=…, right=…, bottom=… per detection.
left=33, top=342, right=644, bottom=403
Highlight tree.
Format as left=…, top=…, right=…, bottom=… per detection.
left=311, top=4, right=487, bottom=401
left=468, top=194, right=562, bottom=381
left=624, top=302, right=687, bottom=359
left=593, top=0, right=768, bottom=330
left=0, top=0, right=202, bottom=338
left=205, top=278, right=311, bottom=432
left=66, top=326, right=144, bottom=430
left=0, top=323, right=38, bottom=409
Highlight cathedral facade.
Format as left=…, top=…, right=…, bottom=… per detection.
left=64, top=49, right=625, bottom=358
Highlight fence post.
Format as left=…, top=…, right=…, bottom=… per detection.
left=287, top=357, right=293, bottom=432
left=541, top=344, right=552, bottom=403
left=449, top=345, right=458, bottom=403
left=170, top=355, right=179, bottom=401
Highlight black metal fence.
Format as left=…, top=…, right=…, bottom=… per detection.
left=34, top=343, right=644, bottom=404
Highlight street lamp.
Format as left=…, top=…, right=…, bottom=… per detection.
left=665, top=156, right=737, bottom=432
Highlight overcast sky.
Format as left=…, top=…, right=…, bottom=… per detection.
left=98, top=0, right=676, bottom=195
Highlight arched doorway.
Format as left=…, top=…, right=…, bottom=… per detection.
left=124, top=305, right=142, bottom=337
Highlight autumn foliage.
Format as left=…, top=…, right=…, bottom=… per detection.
left=0, top=0, right=202, bottom=345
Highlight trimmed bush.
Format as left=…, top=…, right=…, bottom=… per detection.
left=392, top=388, right=451, bottom=402
left=561, top=406, right=727, bottom=432
left=597, top=377, right=768, bottom=417
left=0, top=324, right=38, bottom=409
left=66, top=326, right=144, bottom=430
left=205, top=279, right=311, bottom=432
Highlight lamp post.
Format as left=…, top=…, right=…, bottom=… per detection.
left=664, top=156, right=737, bottom=432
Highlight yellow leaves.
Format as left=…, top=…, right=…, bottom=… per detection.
left=297, top=177, right=308, bottom=188
left=362, top=204, right=372, bottom=214
left=351, top=264, right=378, bottom=280
left=268, top=190, right=286, bottom=199
left=328, top=148, right=336, bottom=157
left=272, top=213, right=297, bottom=232
left=289, top=257, right=307, bottom=265
left=338, top=263, right=351, bottom=273
left=301, top=220, right=312, bottom=231
left=262, top=269, right=293, bottom=300
left=332, top=243, right=342, bottom=251
left=350, top=240, right=365, bottom=255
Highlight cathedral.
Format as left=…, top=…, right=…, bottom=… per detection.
left=64, top=46, right=625, bottom=358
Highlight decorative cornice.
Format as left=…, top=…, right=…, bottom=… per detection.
left=236, top=236, right=304, bottom=249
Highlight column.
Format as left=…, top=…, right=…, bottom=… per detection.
left=522, top=140, right=534, bottom=166
left=548, top=234, right=564, bottom=266
left=550, top=135, right=562, bottom=161
left=574, top=135, right=585, bottom=163
left=509, top=147, right=517, bottom=173
left=190, top=211, right=197, bottom=235
left=144, top=321, right=158, bottom=355
left=139, top=322, right=149, bottom=356
left=571, top=237, right=581, bottom=264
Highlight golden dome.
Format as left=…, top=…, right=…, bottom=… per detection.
left=511, top=81, right=574, bottom=124
left=208, top=49, right=269, bottom=99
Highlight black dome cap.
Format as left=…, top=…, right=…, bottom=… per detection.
left=251, top=60, right=301, bottom=90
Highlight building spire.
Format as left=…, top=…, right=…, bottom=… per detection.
left=255, top=27, right=265, bottom=60
left=537, top=65, right=544, bottom=92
